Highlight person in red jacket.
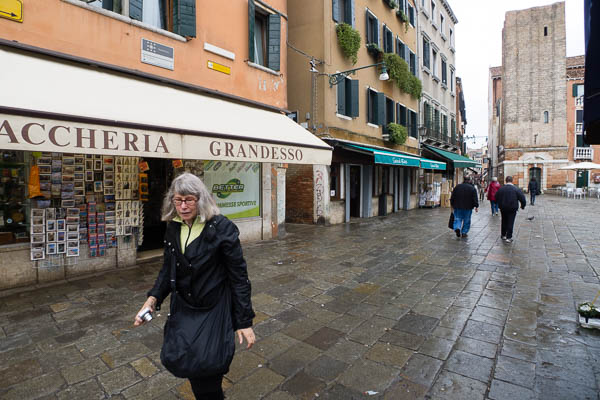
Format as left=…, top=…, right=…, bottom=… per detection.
left=486, top=177, right=501, bottom=216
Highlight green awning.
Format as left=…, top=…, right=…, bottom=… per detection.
left=344, top=144, right=421, bottom=167
left=424, top=145, right=480, bottom=168
left=420, top=158, right=447, bottom=170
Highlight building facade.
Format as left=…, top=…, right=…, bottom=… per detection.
left=0, top=0, right=331, bottom=290
left=287, top=0, right=443, bottom=224
left=487, top=66, right=502, bottom=181
left=498, top=2, right=568, bottom=190
left=566, top=55, right=600, bottom=187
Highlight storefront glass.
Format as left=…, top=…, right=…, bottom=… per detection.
left=0, top=150, right=31, bottom=245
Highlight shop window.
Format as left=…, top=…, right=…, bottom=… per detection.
left=330, top=163, right=339, bottom=198
left=0, top=151, right=30, bottom=245
left=249, top=0, right=281, bottom=71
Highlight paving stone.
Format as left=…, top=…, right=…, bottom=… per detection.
left=60, top=356, right=109, bottom=385
left=100, top=341, right=152, bottom=369
left=120, top=370, right=180, bottom=398
left=263, top=391, right=297, bottom=400
left=365, top=341, right=413, bottom=368
left=251, top=332, right=299, bottom=360
left=462, top=319, right=503, bottom=344
left=428, top=370, right=488, bottom=399
left=488, top=379, right=535, bottom=400
left=56, top=378, right=106, bottom=400
left=226, top=350, right=266, bottom=383
left=319, top=383, right=365, bottom=399
left=0, top=358, right=44, bottom=389
left=455, top=336, right=497, bottom=359
left=400, top=353, right=443, bottom=387
left=418, top=336, right=454, bottom=360
left=470, top=305, right=508, bottom=326
left=494, top=355, right=536, bottom=388
left=383, top=377, right=428, bottom=400
left=394, top=312, right=439, bottom=336
left=130, top=357, right=159, bottom=378
left=303, top=355, right=348, bottom=382
left=324, top=338, right=368, bottom=363
left=1, top=371, right=65, bottom=400
left=445, top=350, right=494, bottom=383
left=302, top=326, right=344, bottom=351
left=338, top=359, right=399, bottom=393
left=269, top=341, right=321, bottom=377
left=381, top=328, right=425, bottom=350
left=225, top=367, right=284, bottom=400
left=348, top=316, right=395, bottom=345
left=98, top=365, right=141, bottom=395
left=280, top=371, right=325, bottom=399
left=325, top=313, right=365, bottom=332
left=535, top=376, right=598, bottom=400
left=280, top=317, right=325, bottom=341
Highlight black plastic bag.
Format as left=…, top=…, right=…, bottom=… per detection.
left=448, top=212, right=455, bottom=229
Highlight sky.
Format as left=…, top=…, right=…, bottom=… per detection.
left=450, top=0, right=585, bottom=149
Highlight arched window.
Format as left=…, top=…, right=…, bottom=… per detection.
left=544, top=111, right=549, bottom=123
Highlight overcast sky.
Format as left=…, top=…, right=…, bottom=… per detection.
left=449, top=0, right=585, bottom=149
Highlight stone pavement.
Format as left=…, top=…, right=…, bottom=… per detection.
left=1, top=195, right=600, bottom=399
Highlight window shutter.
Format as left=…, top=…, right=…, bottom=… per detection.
left=399, top=0, right=405, bottom=12
left=572, top=84, right=578, bottom=97
left=412, top=112, right=418, bottom=137
left=400, top=105, right=407, bottom=126
left=348, top=79, right=360, bottom=117
left=332, top=0, right=340, bottom=22
left=404, top=45, right=409, bottom=63
left=173, top=0, right=196, bottom=37
left=376, top=92, right=385, bottom=126
left=577, top=135, right=584, bottom=147
left=267, top=14, right=281, bottom=71
left=248, top=0, right=255, bottom=62
left=102, top=0, right=113, bottom=11
left=349, top=0, right=356, bottom=28
left=376, top=18, right=380, bottom=48
left=337, top=79, right=346, bottom=115
left=382, top=25, right=387, bottom=52
left=129, top=0, right=142, bottom=21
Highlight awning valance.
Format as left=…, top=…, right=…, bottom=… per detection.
left=342, top=144, right=421, bottom=167
left=420, top=158, right=447, bottom=170
left=0, top=47, right=332, bottom=165
left=424, top=145, right=479, bottom=168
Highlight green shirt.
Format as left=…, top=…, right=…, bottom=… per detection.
left=173, top=216, right=205, bottom=254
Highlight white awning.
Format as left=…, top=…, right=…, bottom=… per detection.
left=0, top=47, right=331, bottom=165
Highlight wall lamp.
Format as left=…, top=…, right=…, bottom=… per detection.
left=326, top=62, right=389, bottom=87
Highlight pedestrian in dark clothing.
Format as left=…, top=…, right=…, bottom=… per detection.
left=486, top=177, right=501, bottom=216
left=134, top=173, right=256, bottom=400
left=495, top=176, right=527, bottom=243
left=450, top=176, right=479, bottom=238
left=528, top=177, right=539, bottom=205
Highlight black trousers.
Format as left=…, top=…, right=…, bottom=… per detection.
left=500, top=208, right=518, bottom=239
left=189, top=375, right=224, bottom=400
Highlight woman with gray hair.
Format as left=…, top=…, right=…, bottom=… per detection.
left=134, top=172, right=255, bottom=400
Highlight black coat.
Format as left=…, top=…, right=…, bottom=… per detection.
left=450, top=183, right=479, bottom=210
left=528, top=180, right=538, bottom=194
left=496, top=184, right=527, bottom=211
left=148, top=214, right=255, bottom=331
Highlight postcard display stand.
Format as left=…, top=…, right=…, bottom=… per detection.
left=30, top=154, right=142, bottom=262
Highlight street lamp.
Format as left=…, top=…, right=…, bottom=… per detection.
left=327, top=62, right=389, bottom=87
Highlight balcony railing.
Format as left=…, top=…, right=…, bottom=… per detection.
left=576, top=96, right=584, bottom=107
left=574, top=147, right=593, bottom=160
left=576, top=123, right=583, bottom=133
left=421, top=126, right=460, bottom=149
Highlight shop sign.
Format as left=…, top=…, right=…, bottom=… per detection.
left=141, top=38, right=174, bottom=71
left=203, top=161, right=260, bottom=219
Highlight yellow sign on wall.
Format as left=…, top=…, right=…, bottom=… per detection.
left=207, top=61, right=231, bottom=75
left=0, top=0, right=23, bottom=23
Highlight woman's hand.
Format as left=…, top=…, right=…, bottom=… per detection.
left=134, top=296, right=157, bottom=326
left=236, top=327, right=256, bottom=349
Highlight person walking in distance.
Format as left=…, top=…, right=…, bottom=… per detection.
left=450, top=176, right=479, bottom=238
left=486, top=177, right=501, bottom=216
left=528, top=176, right=538, bottom=206
left=495, top=176, right=526, bottom=243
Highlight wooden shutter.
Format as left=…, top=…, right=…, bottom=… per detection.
left=376, top=18, right=380, bottom=47
left=129, top=0, right=142, bottom=21
left=348, top=79, right=360, bottom=117
left=577, top=134, right=584, bottom=147
left=376, top=92, right=385, bottom=126
left=337, top=79, right=346, bottom=115
left=332, top=0, right=340, bottom=22
left=248, top=0, right=255, bottom=62
left=267, top=14, right=281, bottom=71
left=398, top=0, right=405, bottom=12
left=349, top=0, right=356, bottom=27
left=573, top=84, right=578, bottom=97
left=174, top=0, right=196, bottom=37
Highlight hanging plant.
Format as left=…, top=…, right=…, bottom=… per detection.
left=385, top=0, right=398, bottom=8
left=336, top=23, right=361, bottom=65
left=396, top=10, right=409, bottom=33
left=387, top=123, right=408, bottom=145
left=409, top=75, right=423, bottom=99
left=383, top=53, right=422, bottom=99
left=366, top=43, right=384, bottom=59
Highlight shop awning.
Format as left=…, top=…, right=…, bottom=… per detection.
left=420, top=158, right=447, bottom=170
left=0, top=46, right=332, bottom=165
left=424, top=145, right=480, bottom=168
left=342, top=144, right=421, bottom=167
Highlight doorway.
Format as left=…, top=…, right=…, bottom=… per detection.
left=577, top=170, right=589, bottom=188
left=138, top=158, right=173, bottom=251
left=349, top=165, right=361, bottom=217
left=529, top=167, right=541, bottom=189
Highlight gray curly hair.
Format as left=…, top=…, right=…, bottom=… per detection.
left=161, top=173, right=220, bottom=222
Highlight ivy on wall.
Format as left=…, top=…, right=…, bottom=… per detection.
left=383, top=53, right=422, bottom=99
left=336, top=23, right=361, bottom=65
left=387, top=123, right=408, bottom=144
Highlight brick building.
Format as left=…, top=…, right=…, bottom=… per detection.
left=487, top=66, right=502, bottom=180
left=497, top=2, right=569, bottom=190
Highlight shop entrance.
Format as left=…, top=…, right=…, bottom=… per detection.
left=529, top=167, right=542, bottom=189
left=349, top=165, right=362, bottom=218
left=577, top=170, right=589, bottom=188
left=138, top=158, right=173, bottom=251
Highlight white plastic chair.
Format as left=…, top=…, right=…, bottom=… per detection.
left=567, top=187, right=574, bottom=198
left=574, top=188, right=584, bottom=199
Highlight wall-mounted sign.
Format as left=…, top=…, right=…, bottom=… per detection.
left=203, top=161, right=260, bottom=219
left=207, top=61, right=231, bottom=75
left=0, top=0, right=23, bottom=22
left=141, top=38, right=174, bottom=70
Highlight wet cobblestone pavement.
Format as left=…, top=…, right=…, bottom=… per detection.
left=2, top=194, right=600, bottom=399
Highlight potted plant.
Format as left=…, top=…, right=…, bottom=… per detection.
left=396, top=9, right=409, bottom=33
left=385, top=0, right=398, bottom=8
left=336, top=23, right=361, bottom=65
left=366, top=43, right=384, bottom=59
left=387, top=123, right=408, bottom=145
left=578, top=302, right=600, bottom=328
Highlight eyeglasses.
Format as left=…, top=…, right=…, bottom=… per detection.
left=173, top=197, right=197, bottom=206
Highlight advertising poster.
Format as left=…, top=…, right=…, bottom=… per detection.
left=203, top=161, right=260, bottom=219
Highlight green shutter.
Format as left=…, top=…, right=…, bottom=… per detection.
left=129, top=0, right=142, bottom=21
left=573, top=84, right=578, bottom=97
left=349, top=0, right=356, bottom=28
left=376, top=18, right=380, bottom=47
left=267, top=14, right=281, bottom=71
left=376, top=92, right=385, bottom=126
left=248, top=0, right=255, bottom=62
left=332, top=0, right=340, bottom=22
left=173, top=0, right=196, bottom=37
left=348, top=79, right=359, bottom=117
left=337, top=79, right=346, bottom=115
left=577, top=134, right=584, bottom=147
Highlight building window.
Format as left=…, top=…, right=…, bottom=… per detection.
left=384, top=97, right=395, bottom=134
left=368, top=88, right=384, bottom=125
left=397, top=104, right=407, bottom=126
left=440, top=14, right=445, bottom=36
left=397, top=38, right=406, bottom=60
left=432, top=49, right=438, bottom=77
left=337, top=78, right=359, bottom=118
left=422, top=37, right=430, bottom=70
left=332, top=0, right=354, bottom=25
left=366, top=11, right=379, bottom=45
left=434, top=108, right=440, bottom=134
left=409, top=110, right=418, bottom=138
left=409, top=51, right=416, bottom=75
left=543, top=111, right=549, bottom=123
left=408, top=4, right=415, bottom=26
left=544, top=26, right=548, bottom=36
left=430, top=1, right=436, bottom=20
left=442, top=114, right=448, bottom=139
left=441, top=59, right=447, bottom=85
left=573, top=83, right=584, bottom=97
left=577, top=109, right=584, bottom=123
left=449, top=28, right=454, bottom=48
left=450, top=68, right=454, bottom=92
left=249, top=1, right=281, bottom=70
left=383, top=25, right=394, bottom=53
